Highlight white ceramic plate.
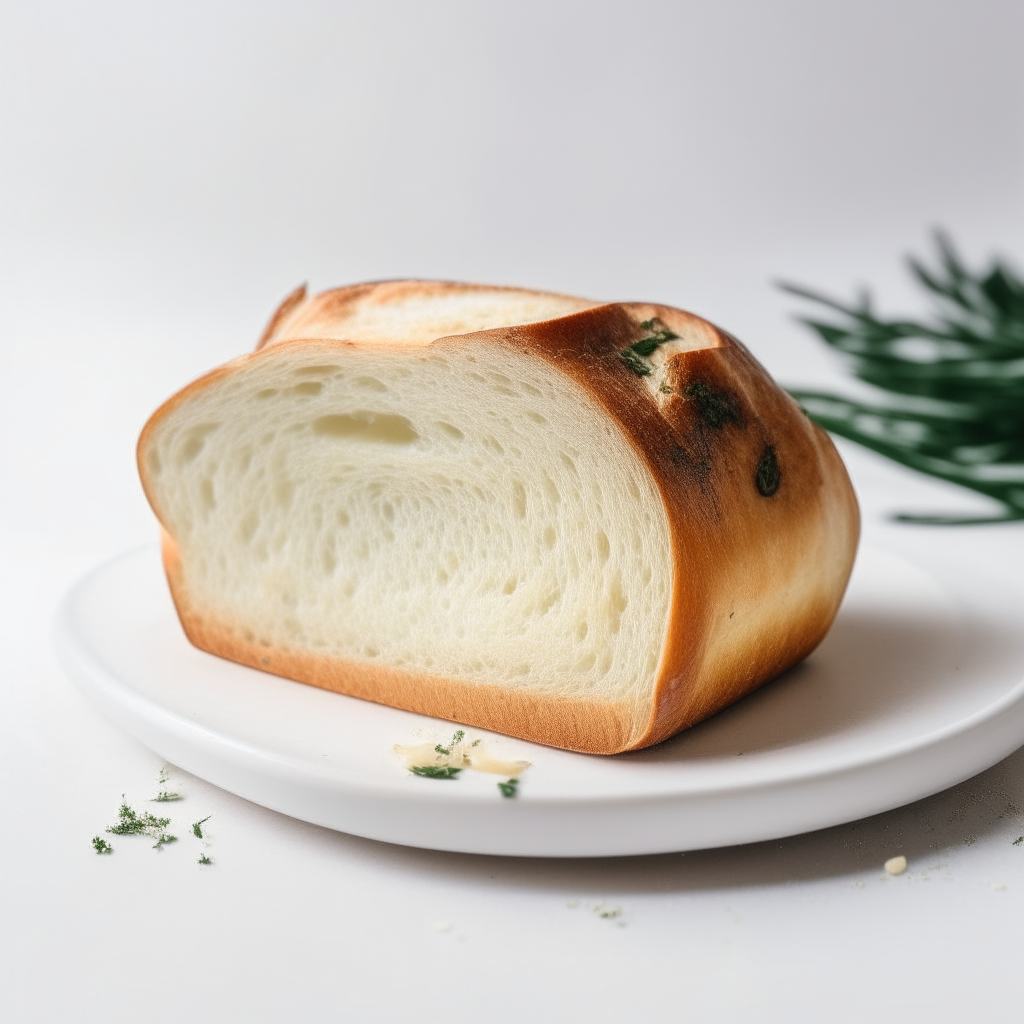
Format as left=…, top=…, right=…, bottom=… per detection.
left=55, top=543, right=1024, bottom=857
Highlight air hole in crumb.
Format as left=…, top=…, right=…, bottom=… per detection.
left=255, top=389, right=278, bottom=399
left=511, top=481, right=527, bottom=519
left=199, top=478, right=215, bottom=510
left=290, top=381, right=323, bottom=396
left=177, top=423, right=221, bottom=465
left=312, top=412, right=419, bottom=445
left=435, top=421, right=464, bottom=440
left=354, top=376, right=388, bottom=392
left=274, top=479, right=294, bottom=507
left=237, top=512, right=258, bottom=544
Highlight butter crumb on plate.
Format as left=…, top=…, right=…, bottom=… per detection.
left=884, top=855, right=907, bottom=875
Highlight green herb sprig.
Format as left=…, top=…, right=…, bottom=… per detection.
left=91, top=836, right=113, bottom=855
left=782, top=232, right=1024, bottom=523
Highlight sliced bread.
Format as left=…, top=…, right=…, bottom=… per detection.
left=138, top=280, right=859, bottom=753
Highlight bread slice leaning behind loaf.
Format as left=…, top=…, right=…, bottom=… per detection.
left=138, top=280, right=859, bottom=754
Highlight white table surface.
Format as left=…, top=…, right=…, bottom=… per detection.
left=3, top=3, right=1024, bottom=1020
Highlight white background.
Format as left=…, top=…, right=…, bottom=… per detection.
left=2, top=2, right=1024, bottom=1021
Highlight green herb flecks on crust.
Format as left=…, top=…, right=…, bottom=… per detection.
left=755, top=446, right=781, bottom=497
left=685, top=381, right=741, bottom=428
left=619, top=318, right=680, bottom=377
left=782, top=232, right=1024, bottom=523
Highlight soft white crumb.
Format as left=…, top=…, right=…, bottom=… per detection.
left=433, top=920, right=453, bottom=933
left=884, top=855, right=907, bottom=875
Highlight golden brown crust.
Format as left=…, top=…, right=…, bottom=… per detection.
left=140, top=281, right=859, bottom=755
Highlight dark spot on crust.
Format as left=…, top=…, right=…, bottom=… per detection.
left=685, top=381, right=742, bottom=428
left=756, top=446, right=781, bottom=497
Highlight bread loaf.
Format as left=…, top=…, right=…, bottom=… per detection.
left=138, top=280, right=859, bottom=754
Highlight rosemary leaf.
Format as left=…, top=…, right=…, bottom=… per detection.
left=782, top=231, right=1024, bottom=522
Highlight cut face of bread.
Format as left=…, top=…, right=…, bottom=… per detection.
left=140, top=280, right=859, bottom=754
left=143, top=342, right=672, bottom=707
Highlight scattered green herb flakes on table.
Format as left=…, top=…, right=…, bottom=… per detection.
left=92, top=767, right=215, bottom=865
left=106, top=799, right=172, bottom=838
left=782, top=232, right=1024, bottom=523
left=497, top=778, right=519, bottom=798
